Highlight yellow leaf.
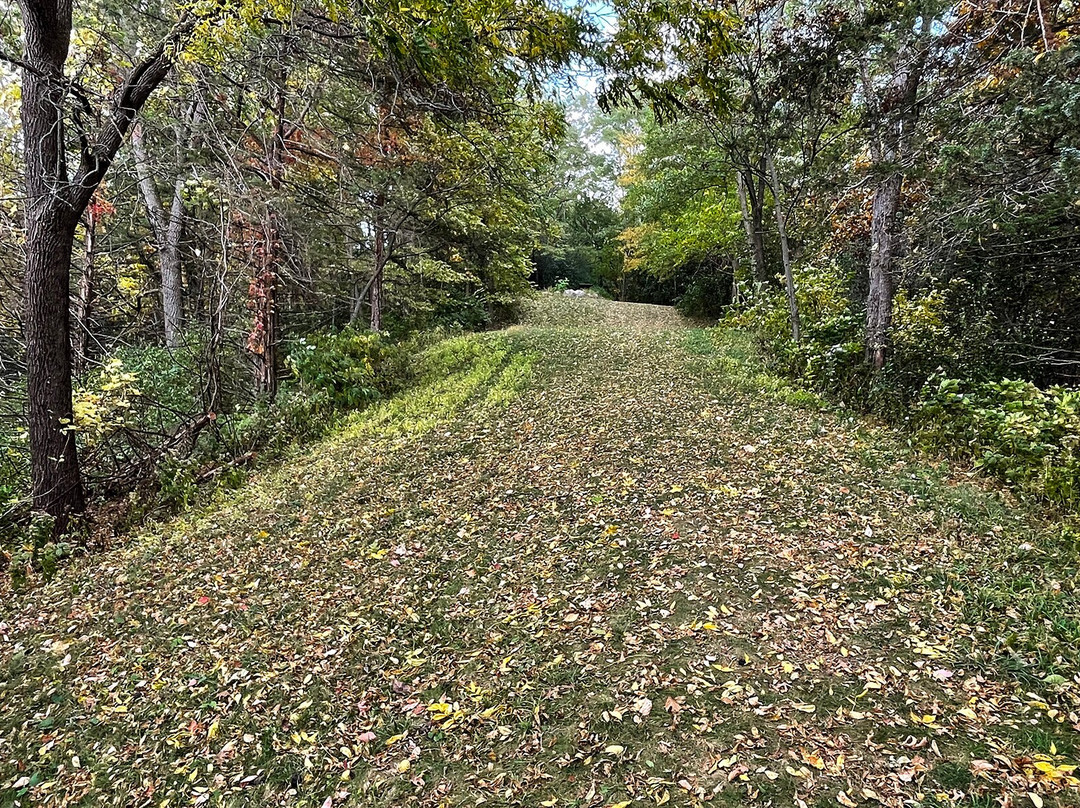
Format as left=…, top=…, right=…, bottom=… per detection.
left=604, top=744, right=625, bottom=755
left=385, top=733, right=407, bottom=747
left=1029, top=793, right=1043, bottom=808
left=396, top=759, right=411, bottom=773
left=428, top=702, right=453, bottom=717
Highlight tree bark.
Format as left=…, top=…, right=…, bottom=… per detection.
left=369, top=210, right=386, bottom=332
left=736, top=169, right=769, bottom=288
left=767, top=155, right=801, bottom=344
left=863, top=17, right=930, bottom=368
left=369, top=189, right=387, bottom=332
left=866, top=172, right=904, bottom=369
left=245, top=60, right=289, bottom=400
left=245, top=214, right=281, bottom=400
left=72, top=213, right=97, bottom=374
left=752, top=163, right=770, bottom=285
left=132, top=124, right=185, bottom=349
left=19, top=0, right=84, bottom=526
left=25, top=208, right=85, bottom=525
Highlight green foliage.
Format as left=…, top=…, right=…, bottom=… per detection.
left=734, top=265, right=1080, bottom=508
left=729, top=263, right=867, bottom=402
left=287, top=329, right=404, bottom=411
left=917, top=376, right=1080, bottom=507
left=614, top=115, right=742, bottom=309
left=0, top=393, right=27, bottom=513
left=215, top=331, right=409, bottom=463
left=110, top=342, right=201, bottom=417
left=531, top=97, right=628, bottom=294
left=675, top=273, right=730, bottom=320
left=155, top=456, right=201, bottom=513
left=4, top=512, right=73, bottom=590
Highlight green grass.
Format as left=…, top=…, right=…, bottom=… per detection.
left=1, top=299, right=1078, bottom=807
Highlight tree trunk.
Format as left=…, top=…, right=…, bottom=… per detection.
left=72, top=215, right=97, bottom=374
left=17, top=0, right=189, bottom=528
left=162, top=182, right=185, bottom=347
left=862, top=15, right=931, bottom=369
left=245, top=214, right=280, bottom=400
left=767, top=155, right=801, bottom=344
left=19, top=1, right=84, bottom=526
left=132, top=124, right=185, bottom=349
left=752, top=164, right=769, bottom=285
left=250, top=66, right=288, bottom=398
left=24, top=208, right=86, bottom=525
left=736, top=166, right=770, bottom=287
left=369, top=193, right=386, bottom=332
left=866, top=172, right=903, bottom=368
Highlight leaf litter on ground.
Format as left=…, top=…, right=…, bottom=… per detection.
left=1, top=293, right=1078, bottom=807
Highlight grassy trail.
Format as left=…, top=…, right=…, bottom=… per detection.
left=2, top=296, right=1078, bottom=807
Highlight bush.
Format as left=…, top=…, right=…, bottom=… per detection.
left=0, top=417, right=27, bottom=512
left=286, top=329, right=406, bottom=411
left=676, top=273, right=731, bottom=320
left=916, top=375, right=1080, bottom=506
left=729, top=266, right=1080, bottom=508
left=729, top=263, right=872, bottom=405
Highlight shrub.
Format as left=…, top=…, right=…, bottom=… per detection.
left=916, top=375, right=1080, bottom=506
left=286, top=329, right=406, bottom=411
left=70, top=358, right=142, bottom=447
left=0, top=415, right=27, bottom=512
left=676, top=274, right=730, bottom=320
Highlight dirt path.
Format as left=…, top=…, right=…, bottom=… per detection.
left=2, top=299, right=1077, bottom=807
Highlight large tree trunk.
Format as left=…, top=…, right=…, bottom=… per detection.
left=20, top=1, right=84, bottom=526
left=866, top=172, right=903, bottom=369
left=862, top=16, right=930, bottom=368
left=767, top=155, right=801, bottom=344
left=25, top=208, right=85, bottom=524
left=17, top=0, right=193, bottom=529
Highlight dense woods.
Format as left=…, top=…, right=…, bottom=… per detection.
left=1, top=0, right=1079, bottom=549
